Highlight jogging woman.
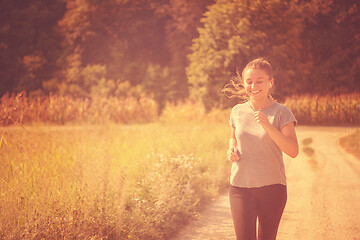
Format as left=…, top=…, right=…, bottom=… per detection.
left=226, top=58, right=298, bottom=240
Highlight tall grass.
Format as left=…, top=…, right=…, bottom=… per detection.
left=0, top=121, right=231, bottom=239
left=284, top=93, right=359, bottom=125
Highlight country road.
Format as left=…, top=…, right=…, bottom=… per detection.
left=172, top=126, right=360, bottom=240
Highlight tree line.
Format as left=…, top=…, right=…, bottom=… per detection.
left=1, top=0, right=359, bottom=110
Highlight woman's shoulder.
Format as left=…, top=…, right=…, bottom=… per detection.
left=232, top=101, right=248, bottom=110
left=230, top=102, right=249, bottom=113
left=272, top=102, right=298, bottom=126
left=272, top=102, right=292, bottom=112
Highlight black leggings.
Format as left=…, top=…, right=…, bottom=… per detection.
left=229, top=184, right=287, bottom=240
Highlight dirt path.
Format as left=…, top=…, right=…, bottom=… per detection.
left=172, top=126, right=360, bottom=240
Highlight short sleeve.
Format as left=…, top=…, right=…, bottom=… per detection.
left=279, top=105, right=298, bottom=129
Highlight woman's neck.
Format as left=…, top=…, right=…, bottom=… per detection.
left=249, top=97, right=274, bottom=110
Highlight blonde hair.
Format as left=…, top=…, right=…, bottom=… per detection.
left=221, top=58, right=274, bottom=100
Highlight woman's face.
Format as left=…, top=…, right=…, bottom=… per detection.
left=243, top=68, right=273, bottom=101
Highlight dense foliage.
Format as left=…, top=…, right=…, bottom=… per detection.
left=187, top=0, right=305, bottom=109
left=187, top=0, right=360, bottom=109
left=0, top=0, right=214, bottom=110
left=0, top=0, right=359, bottom=110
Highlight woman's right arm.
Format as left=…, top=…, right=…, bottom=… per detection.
left=227, top=127, right=239, bottom=162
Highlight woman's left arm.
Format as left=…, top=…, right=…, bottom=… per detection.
left=254, top=111, right=299, bottom=158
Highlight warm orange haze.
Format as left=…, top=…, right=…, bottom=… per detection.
left=1, top=0, right=360, bottom=239
left=1, top=99, right=359, bottom=239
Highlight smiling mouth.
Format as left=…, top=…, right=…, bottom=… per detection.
left=251, top=90, right=260, bottom=94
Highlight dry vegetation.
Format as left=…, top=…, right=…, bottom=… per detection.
left=339, top=129, right=360, bottom=160
left=1, top=92, right=359, bottom=127
left=0, top=92, right=158, bottom=126
left=0, top=111, right=231, bottom=239
left=284, top=93, right=360, bottom=125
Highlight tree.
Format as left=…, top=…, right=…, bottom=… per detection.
left=59, top=0, right=168, bottom=80
left=56, top=0, right=170, bottom=100
left=57, top=0, right=215, bottom=110
left=187, top=0, right=306, bottom=110
left=153, top=0, right=215, bottom=101
left=0, top=0, right=66, bottom=95
left=301, top=0, right=360, bottom=94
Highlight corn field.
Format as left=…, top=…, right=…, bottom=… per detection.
left=0, top=92, right=158, bottom=126
left=284, top=93, right=359, bottom=125
left=0, top=92, right=359, bottom=126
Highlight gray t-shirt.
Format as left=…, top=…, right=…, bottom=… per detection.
left=229, top=101, right=297, bottom=188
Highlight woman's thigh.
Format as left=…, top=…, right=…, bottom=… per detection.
left=257, top=184, right=287, bottom=240
left=229, top=185, right=258, bottom=240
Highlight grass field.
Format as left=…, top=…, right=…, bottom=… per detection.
left=0, top=120, right=231, bottom=239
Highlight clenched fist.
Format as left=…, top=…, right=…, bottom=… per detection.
left=227, top=146, right=240, bottom=162
left=253, top=111, right=271, bottom=129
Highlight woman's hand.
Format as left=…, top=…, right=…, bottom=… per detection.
left=227, top=146, right=239, bottom=162
left=254, top=111, right=299, bottom=158
left=253, top=111, right=271, bottom=129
